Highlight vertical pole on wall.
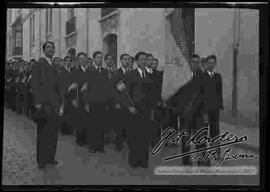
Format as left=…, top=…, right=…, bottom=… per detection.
left=86, top=8, right=89, bottom=56
left=39, top=9, right=41, bottom=57
left=232, top=8, right=240, bottom=125
left=59, top=8, right=61, bottom=58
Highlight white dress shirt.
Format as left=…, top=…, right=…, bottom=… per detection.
left=44, top=56, right=53, bottom=66
left=145, top=66, right=153, bottom=74
left=207, top=70, right=215, bottom=78
left=65, top=66, right=70, bottom=73
left=137, top=67, right=145, bottom=78
left=81, top=66, right=86, bottom=72
left=120, top=67, right=126, bottom=75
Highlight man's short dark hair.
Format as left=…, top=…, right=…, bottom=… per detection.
left=93, top=51, right=103, bottom=58
left=42, top=41, right=55, bottom=51
left=77, top=52, right=88, bottom=59
left=135, top=51, right=147, bottom=61
left=120, top=53, right=130, bottom=60
left=206, top=54, right=217, bottom=62
left=30, top=59, right=36, bottom=63
left=88, top=57, right=93, bottom=60
left=192, top=54, right=200, bottom=59
left=53, top=57, right=60, bottom=62
left=153, top=58, right=159, bottom=63
left=130, top=56, right=135, bottom=61
left=64, top=56, right=71, bottom=61
left=105, top=53, right=113, bottom=60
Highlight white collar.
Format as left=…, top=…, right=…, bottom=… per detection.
left=137, top=67, right=145, bottom=78
left=120, top=67, right=126, bottom=74
left=94, top=64, right=101, bottom=70
left=65, top=66, right=70, bottom=72
left=81, top=66, right=86, bottom=72
left=207, top=70, right=215, bottom=77
left=145, top=66, right=153, bottom=74
left=44, top=56, right=53, bottom=66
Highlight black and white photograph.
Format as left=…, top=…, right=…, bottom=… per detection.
left=2, top=2, right=267, bottom=188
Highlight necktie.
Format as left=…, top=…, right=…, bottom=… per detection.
left=108, top=69, right=111, bottom=79
left=142, top=69, right=146, bottom=78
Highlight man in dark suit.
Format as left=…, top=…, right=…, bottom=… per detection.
left=150, top=58, right=164, bottom=148
left=84, top=51, right=108, bottom=153
left=204, top=55, right=223, bottom=156
left=125, top=51, right=153, bottom=168
left=73, top=52, right=90, bottom=146
left=110, top=53, right=131, bottom=151
left=31, top=41, right=61, bottom=169
left=104, top=53, right=117, bottom=145
left=59, top=56, right=74, bottom=135
left=169, top=54, right=210, bottom=166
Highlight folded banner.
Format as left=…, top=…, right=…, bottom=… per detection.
left=161, top=8, right=192, bottom=101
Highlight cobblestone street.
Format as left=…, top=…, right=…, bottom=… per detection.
left=2, top=108, right=259, bottom=185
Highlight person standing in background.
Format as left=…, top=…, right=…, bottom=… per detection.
left=149, top=58, right=164, bottom=148
left=73, top=52, right=89, bottom=146
left=204, top=55, right=224, bottom=156
left=110, top=53, right=131, bottom=151
left=84, top=51, right=108, bottom=153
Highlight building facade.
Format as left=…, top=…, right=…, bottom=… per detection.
left=6, top=8, right=259, bottom=127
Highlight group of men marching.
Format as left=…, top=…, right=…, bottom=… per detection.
left=26, top=41, right=164, bottom=169
left=4, top=40, right=223, bottom=170
left=5, top=59, right=35, bottom=117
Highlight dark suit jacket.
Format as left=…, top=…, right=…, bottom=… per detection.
left=203, top=71, right=223, bottom=110
left=83, top=67, right=110, bottom=103
left=151, top=69, right=163, bottom=105
left=125, top=68, right=154, bottom=111
left=110, top=68, right=131, bottom=108
left=31, top=57, right=60, bottom=110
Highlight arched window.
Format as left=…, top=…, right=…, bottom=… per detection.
left=103, top=34, right=117, bottom=67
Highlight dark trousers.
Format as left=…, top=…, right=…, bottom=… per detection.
left=114, top=109, right=128, bottom=150
left=87, top=102, right=105, bottom=151
left=127, top=108, right=151, bottom=167
left=76, top=129, right=87, bottom=145
left=180, top=114, right=210, bottom=166
left=36, top=111, right=58, bottom=164
left=207, top=109, right=220, bottom=155
left=10, top=86, right=16, bottom=111
left=61, top=103, right=74, bottom=135
left=150, top=108, right=162, bottom=148
left=75, top=104, right=88, bottom=146
left=104, top=106, right=116, bottom=144
left=27, top=91, right=33, bottom=118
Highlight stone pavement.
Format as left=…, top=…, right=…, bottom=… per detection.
left=2, top=108, right=259, bottom=185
